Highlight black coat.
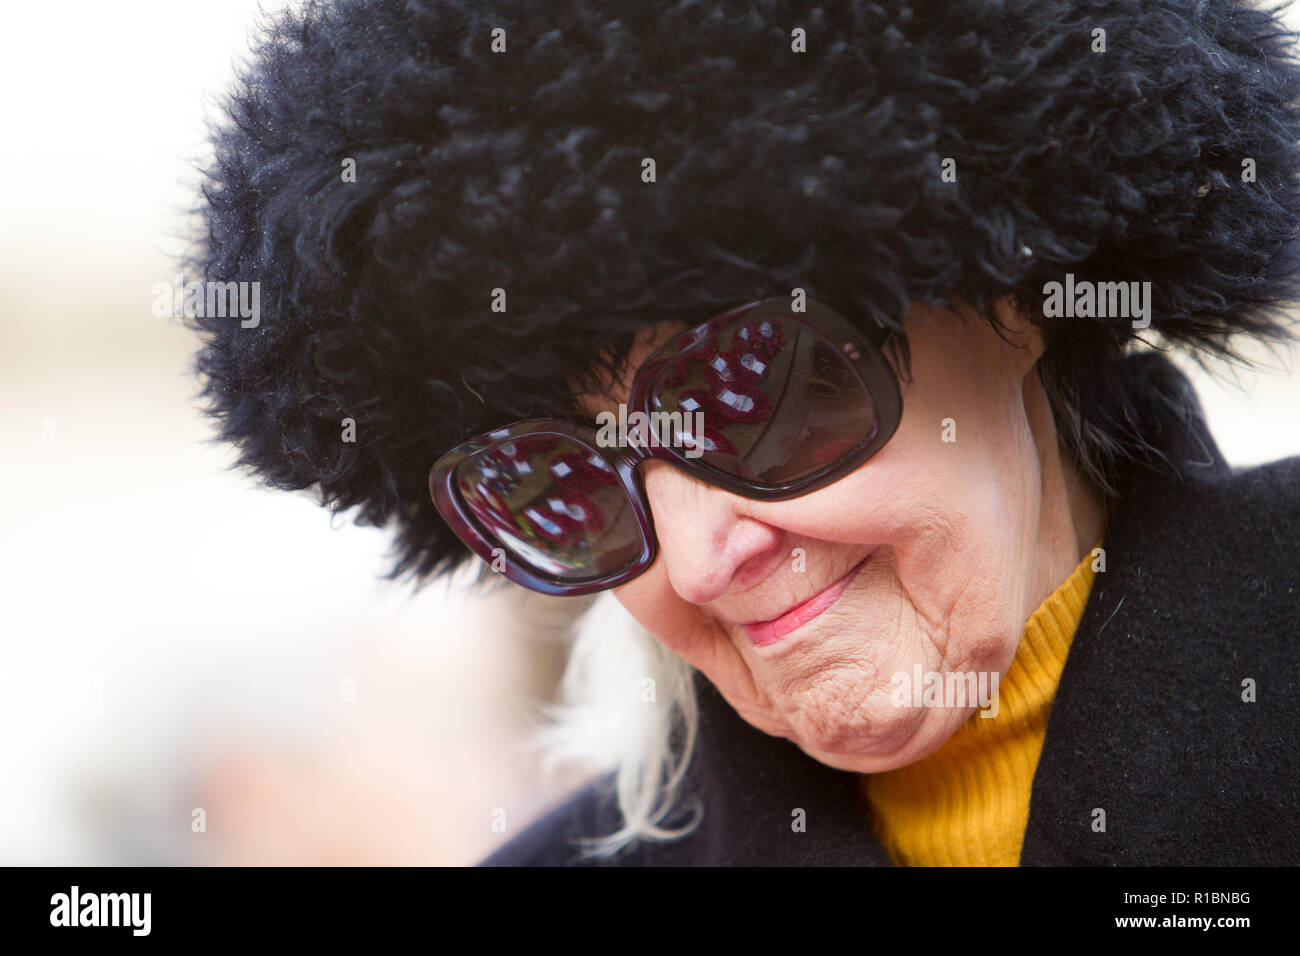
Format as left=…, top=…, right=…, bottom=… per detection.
left=482, top=354, right=1300, bottom=866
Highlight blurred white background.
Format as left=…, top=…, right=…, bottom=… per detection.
left=0, top=0, right=591, bottom=866
left=1, top=0, right=1297, bottom=865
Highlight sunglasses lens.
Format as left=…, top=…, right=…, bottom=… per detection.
left=649, top=313, right=879, bottom=485
left=454, top=434, right=646, bottom=581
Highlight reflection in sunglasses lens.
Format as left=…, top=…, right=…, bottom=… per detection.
left=456, top=434, right=645, bottom=580
left=650, top=314, right=878, bottom=484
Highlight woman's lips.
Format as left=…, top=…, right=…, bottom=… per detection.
left=741, top=554, right=871, bottom=647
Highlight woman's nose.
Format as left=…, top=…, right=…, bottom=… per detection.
left=640, top=460, right=786, bottom=606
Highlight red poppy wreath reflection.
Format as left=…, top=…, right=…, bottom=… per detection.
left=457, top=318, right=803, bottom=567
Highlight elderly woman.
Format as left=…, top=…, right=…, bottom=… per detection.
left=189, top=0, right=1300, bottom=865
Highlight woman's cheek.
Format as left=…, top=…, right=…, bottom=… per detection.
left=614, top=568, right=711, bottom=659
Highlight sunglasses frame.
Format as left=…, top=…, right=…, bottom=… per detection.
left=429, top=296, right=902, bottom=596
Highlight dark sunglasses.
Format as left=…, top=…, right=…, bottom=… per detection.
left=429, top=296, right=901, bottom=595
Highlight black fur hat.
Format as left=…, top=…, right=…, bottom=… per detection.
left=187, top=0, right=1300, bottom=582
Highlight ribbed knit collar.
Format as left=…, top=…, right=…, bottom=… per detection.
left=861, top=544, right=1100, bottom=865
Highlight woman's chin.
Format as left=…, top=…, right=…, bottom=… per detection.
left=794, top=717, right=958, bottom=774
left=765, top=692, right=928, bottom=770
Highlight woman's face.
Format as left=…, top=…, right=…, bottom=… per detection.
left=580, top=299, right=1094, bottom=773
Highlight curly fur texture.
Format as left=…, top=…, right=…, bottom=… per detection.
left=187, top=0, right=1300, bottom=583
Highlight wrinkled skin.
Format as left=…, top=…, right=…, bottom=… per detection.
left=580, top=298, right=1105, bottom=773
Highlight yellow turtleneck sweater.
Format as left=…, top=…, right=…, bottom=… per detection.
left=861, top=544, right=1099, bottom=866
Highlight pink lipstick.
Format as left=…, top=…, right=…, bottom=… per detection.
left=741, top=555, right=870, bottom=647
